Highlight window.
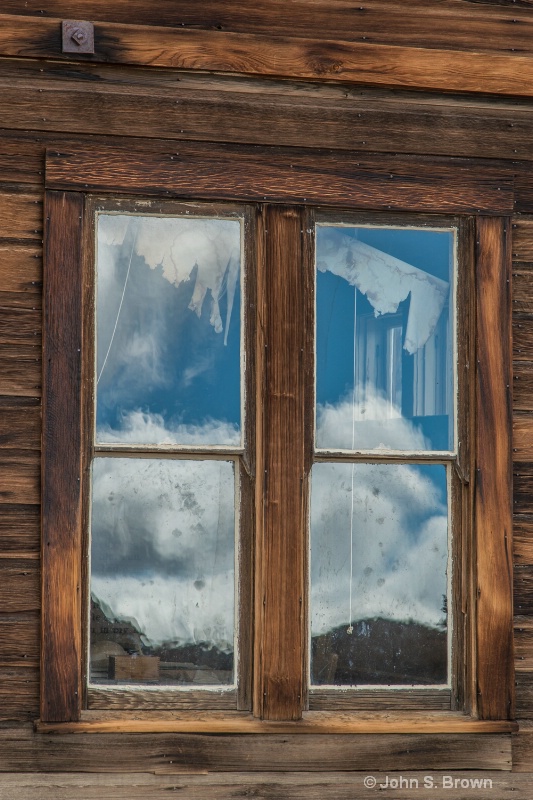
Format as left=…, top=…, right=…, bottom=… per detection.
left=41, top=147, right=514, bottom=730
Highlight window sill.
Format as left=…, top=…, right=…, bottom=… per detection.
left=34, top=711, right=519, bottom=735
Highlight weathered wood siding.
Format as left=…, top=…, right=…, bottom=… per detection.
left=0, top=0, right=533, bottom=794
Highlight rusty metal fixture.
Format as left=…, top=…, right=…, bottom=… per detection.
left=61, top=20, right=95, bottom=54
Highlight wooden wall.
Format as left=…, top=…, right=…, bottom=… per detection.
left=2, top=0, right=533, bottom=795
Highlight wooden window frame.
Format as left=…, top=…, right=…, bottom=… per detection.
left=41, top=145, right=515, bottom=733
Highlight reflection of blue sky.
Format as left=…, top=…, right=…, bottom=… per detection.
left=96, top=215, right=242, bottom=445
left=316, top=226, right=454, bottom=452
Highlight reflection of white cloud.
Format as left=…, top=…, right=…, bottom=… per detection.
left=316, top=389, right=429, bottom=451
left=99, top=214, right=241, bottom=344
left=317, top=228, right=449, bottom=353
left=91, top=454, right=235, bottom=650
left=97, top=410, right=240, bottom=446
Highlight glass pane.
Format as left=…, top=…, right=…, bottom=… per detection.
left=316, top=225, right=455, bottom=452
left=310, top=463, right=448, bottom=686
left=96, top=214, right=242, bottom=446
left=90, top=458, right=236, bottom=687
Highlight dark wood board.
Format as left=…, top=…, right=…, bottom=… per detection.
left=0, top=191, right=42, bottom=240
left=0, top=451, right=40, bottom=505
left=0, top=505, right=40, bottom=553
left=513, top=316, right=533, bottom=361
left=0, top=726, right=512, bottom=773
left=513, top=220, right=533, bottom=261
left=0, top=308, right=41, bottom=346
left=0, top=245, right=41, bottom=294
left=41, top=191, right=84, bottom=722
left=1, top=64, right=533, bottom=163
left=515, top=567, right=533, bottom=614
left=513, top=363, right=533, bottom=411
left=0, top=666, right=39, bottom=721
left=0, top=406, right=40, bottom=450
left=3, top=0, right=533, bottom=55
left=0, top=558, right=39, bottom=613
left=514, top=514, right=533, bottom=565
left=0, top=344, right=41, bottom=398
left=514, top=464, right=533, bottom=514
left=45, top=145, right=514, bottom=215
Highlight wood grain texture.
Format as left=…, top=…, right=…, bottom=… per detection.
left=2, top=770, right=533, bottom=800
left=0, top=307, right=40, bottom=346
left=309, top=690, right=450, bottom=711
left=4, top=0, right=533, bottom=54
left=0, top=191, right=41, bottom=240
left=0, top=505, right=40, bottom=553
left=0, top=666, right=39, bottom=721
left=515, top=566, right=533, bottom=615
left=45, top=146, right=514, bottom=215
left=0, top=557, right=39, bottom=613
left=2, top=13, right=533, bottom=97
left=514, top=465, right=533, bottom=514
left=514, top=271, right=533, bottom=313
left=88, top=689, right=237, bottom=712
left=41, top=191, right=84, bottom=723
left=1, top=63, right=533, bottom=163
left=0, top=245, right=41, bottom=293
left=513, top=316, right=533, bottom=361
left=256, top=206, right=307, bottom=720
left=475, top=217, right=514, bottom=719
left=0, top=406, right=40, bottom=450
left=514, top=513, right=533, bottom=564
left=513, top=220, right=533, bottom=261
left=0, top=344, right=41, bottom=398
left=0, top=613, right=39, bottom=663
left=514, top=363, right=533, bottom=411
left=0, top=451, right=39, bottom=505
left=514, top=414, right=533, bottom=462
left=0, top=725, right=511, bottom=772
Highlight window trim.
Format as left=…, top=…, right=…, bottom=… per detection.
left=41, top=145, right=514, bottom=729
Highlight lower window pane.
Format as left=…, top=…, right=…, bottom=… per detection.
left=89, top=457, right=236, bottom=687
left=310, top=462, right=449, bottom=686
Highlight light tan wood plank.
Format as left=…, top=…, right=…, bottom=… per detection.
left=0, top=244, right=41, bottom=293
left=0, top=190, right=41, bottom=240
left=0, top=769, right=527, bottom=799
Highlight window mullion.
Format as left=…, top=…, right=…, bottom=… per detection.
left=254, top=205, right=309, bottom=720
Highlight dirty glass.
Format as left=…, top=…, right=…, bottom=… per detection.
left=95, top=214, right=242, bottom=447
left=310, top=462, right=448, bottom=686
left=316, top=225, right=455, bottom=453
left=89, top=457, right=236, bottom=686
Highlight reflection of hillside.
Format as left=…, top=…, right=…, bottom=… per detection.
left=90, top=596, right=233, bottom=685
left=312, top=618, right=447, bottom=685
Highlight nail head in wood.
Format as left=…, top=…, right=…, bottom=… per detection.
left=62, top=20, right=94, bottom=54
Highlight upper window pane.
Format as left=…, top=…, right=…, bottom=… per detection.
left=96, top=213, right=242, bottom=447
left=316, top=224, right=455, bottom=452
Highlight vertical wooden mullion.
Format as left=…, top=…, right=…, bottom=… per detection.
left=475, top=216, right=514, bottom=720
left=255, top=205, right=307, bottom=720
left=41, top=191, right=84, bottom=722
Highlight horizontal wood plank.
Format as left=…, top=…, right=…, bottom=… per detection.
left=2, top=13, right=533, bottom=97
left=45, top=145, right=514, bottom=214
left=514, top=317, right=533, bottom=361
left=0, top=63, right=531, bottom=163
left=513, top=364, right=533, bottom=411
left=0, top=505, right=40, bottom=553
left=309, top=690, right=450, bottom=711
left=0, top=451, right=40, bottom=505
left=0, top=344, right=41, bottom=398
left=0, top=666, right=39, bottom=721
left=0, top=557, right=39, bottom=613
left=514, top=515, right=533, bottom=565
left=513, top=220, right=533, bottom=261
left=0, top=406, right=40, bottom=449
left=0, top=725, right=512, bottom=772
left=0, top=245, right=41, bottom=294
left=514, top=271, right=533, bottom=313
left=0, top=769, right=527, bottom=799
left=0, top=613, right=39, bottom=663
left=514, top=414, right=533, bottom=462
left=515, top=618, right=533, bottom=672
left=88, top=689, right=237, bottom=712
left=0, top=191, right=41, bottom=240
left=4, top=0, right=533, bottom=55
left=0, top=307, right=41, bottom=346
left=515, top=566, right=533, bottom=614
